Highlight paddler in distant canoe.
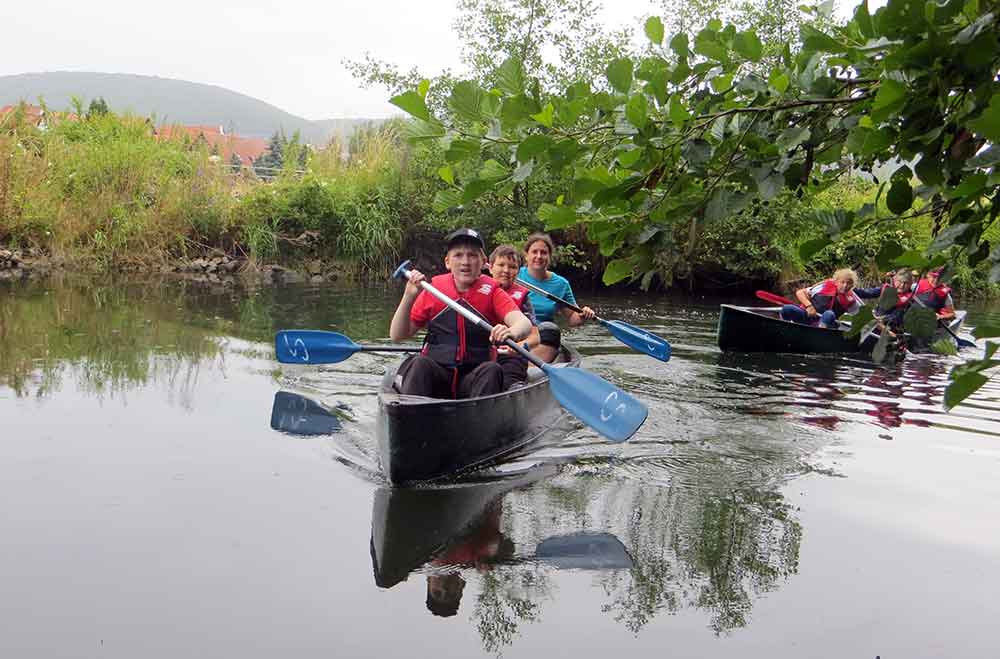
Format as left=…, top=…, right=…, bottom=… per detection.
left=780, top=268, right=863, bottom=329
left=913, top=267, right=957, bottom=321
left=389, top=228, right=532, bottom=399
left=853, top=268, right=916, bottom=330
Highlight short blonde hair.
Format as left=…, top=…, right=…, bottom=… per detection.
left=833, top=268, right=858, bottom=287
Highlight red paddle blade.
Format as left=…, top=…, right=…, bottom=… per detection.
left=755, top=290, right=797, bottom=307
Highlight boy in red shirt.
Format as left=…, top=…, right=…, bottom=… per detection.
left=389, top=229, right=532, bottom=398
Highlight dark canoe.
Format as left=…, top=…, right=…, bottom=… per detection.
left=370, top=467, right=552, bottom=588
left=717, top=304, right=968, bottom=354
left=376, top=345, right=581, bottom=485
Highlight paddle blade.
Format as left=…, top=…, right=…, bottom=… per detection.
left=755, top=290, right=796, bottom=307
left=543, top=365, right=648, bottom=442
left=275, top=330, right=359, bottom=364
left=270, top=391, right=343, bottom=436
left=602, top=319, right=671, bottom=362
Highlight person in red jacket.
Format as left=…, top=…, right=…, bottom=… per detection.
left=913, top=267, right=956, bottom=320
left=389, top=228, right=532, bottom=399
left=780, top=268, right=862, bottom=328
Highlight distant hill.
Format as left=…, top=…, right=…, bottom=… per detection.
left=0, top=72, right=377, bottom=145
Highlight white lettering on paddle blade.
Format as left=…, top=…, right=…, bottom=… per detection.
left=600, top=391, right=628, bottom=422
left=284, top=335, right=310, bottom=362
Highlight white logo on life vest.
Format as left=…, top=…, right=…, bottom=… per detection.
left=600, top=391, right=628, bottom=422
left=478, top=283, right=493, bottom=294
left=512, top=291, right=523, bottom=299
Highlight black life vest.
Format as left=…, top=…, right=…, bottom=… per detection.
left=421, top=274, right=498, bottom=368
left=914, top=279, right=951, bottom=312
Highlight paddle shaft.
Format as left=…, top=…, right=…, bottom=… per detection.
left=355, top=345, right=418, bottom=353
left=755, top=290, right=798, bottom=307
left=515, top=277, right=592, bottom=318
left=400, top=268, right=545, bottom=369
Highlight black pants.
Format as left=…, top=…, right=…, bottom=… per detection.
left=497, top=352, right=528, bottom=390
left=395, top=355, right=504, bottom=398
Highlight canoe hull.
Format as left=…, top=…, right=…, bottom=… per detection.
left=376, top=346, right=579, bottom=485
left=717, top=304, right=860, bottom=353
left=717, top=304, right=968, bottom=354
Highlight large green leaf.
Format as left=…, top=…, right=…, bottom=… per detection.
left=968, top=94, right=1000, bottom=142
left=606, top=58, right=634, bottom=93
left=432, top=189, right=462, bottom=213
left=734, top=31, right=763, bottom=62
left=944, top=371, right=989, bottom=410
left=449, top=82, right=487, bottom=123
left=445, top=139, right=481, bottom=164
left=669, top=95, right=692, bottom=126
left=799, top=236, right=831, bottom=260
left=402, top=119, right=446, bottom=141
left=776, top=126, right=811, bottom=151
left=531, top=103, right=555, bottom=127
left=479, top=159, right=509, bottom=182
left=875, top=242, right=905, bottom=269
left=694, top=29, right=728, bottom=61
left=644, top=16, right=664, bottom=45
left=603, top=258, right=635, bottom=285
left=516, top=135, right=553, bottom=163
left=886, top=179, right=913, bottom=214
left=928, top=223, right=972, bottom=253
left=670, top=32, right=689, bottom=57
left=903, top=306, right=937, bottom=339
left=801, top=24, right=846, bottom=53
left=389, top=91, right=431, bottom=122
left=495, top=57, right=525, bottom=96
left=626, top=94, right=648, bottom=130
left=538, top=203, right=577, bottom=229
left=973, top=324, right=1000, bottom=340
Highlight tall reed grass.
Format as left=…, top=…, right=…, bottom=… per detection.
left=1, top=108, right=421, bottom=277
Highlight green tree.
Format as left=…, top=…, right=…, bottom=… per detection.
left=85, top=97, right=110, bottom=119
left=390, top=0, right=1000, bottom=407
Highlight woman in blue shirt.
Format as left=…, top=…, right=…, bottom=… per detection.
left=518, top=232, right=596, bottom=324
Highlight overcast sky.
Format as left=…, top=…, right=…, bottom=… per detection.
left=2, top=0, right=865, bottom=120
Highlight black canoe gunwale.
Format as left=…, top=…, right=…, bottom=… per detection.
left=376, top=345, right=581, bottom=485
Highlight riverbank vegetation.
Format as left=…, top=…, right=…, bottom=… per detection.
left=2, top=0, right=999, bottom=304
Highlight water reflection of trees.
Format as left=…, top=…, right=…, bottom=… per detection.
left=0, top=276, right=403, bottom=399
left=370, top=463, right=802, bottom=653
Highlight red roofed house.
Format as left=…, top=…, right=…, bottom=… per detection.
left=0, top=103, right=78, bottom=129
left=154, top=124, right=267, bottom=169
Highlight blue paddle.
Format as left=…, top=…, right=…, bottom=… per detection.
left=394, top=260, right=648, bottom=442
left=275, top=329, right=419, bottom=364
left=515, top=277, right=671, bottom=362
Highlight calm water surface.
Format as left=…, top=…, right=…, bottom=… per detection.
left=2, top=275, right=999, bottom=658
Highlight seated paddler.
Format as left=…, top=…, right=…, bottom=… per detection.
left=389, top=228, right=532, bottom=399
left=487, top=244, right=555, bottom=389
left=914, top=267, right=956, bottom=321
left=853, top=268, right=915, bottom=330
left=780, top=268, right=862, bottom=329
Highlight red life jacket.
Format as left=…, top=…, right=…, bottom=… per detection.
left=883, top=283, right=913, bottom=308
left=421, top=274, right=499, bottom=368
left=505, top=283, right=530, bottom=312
left=810, top=279, right=857, bottom=317
left=914, top=279, right=951, bottom=312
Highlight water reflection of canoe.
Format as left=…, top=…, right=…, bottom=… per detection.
left=376, top=345, right=581, bottom=485
left=717, top=304, right=967, bottom=354
left=370, top=469, right=549, bottom=588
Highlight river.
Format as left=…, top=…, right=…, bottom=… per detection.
left=2, top=275, right=998, bottom=658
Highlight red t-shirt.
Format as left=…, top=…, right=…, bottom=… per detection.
left=410, top=274, right=518, bottom=328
